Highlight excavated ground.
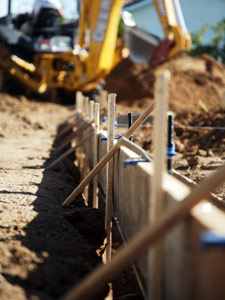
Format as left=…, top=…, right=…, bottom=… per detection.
left=0, top=95, right=109, bottom=300
left=105, top=53, right=225, bottom=201
left=0, top=94, right=141, bottom=300
left=0, top=53, right=225, bottom=300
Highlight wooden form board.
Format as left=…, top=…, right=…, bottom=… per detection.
left=88, top=128, right=225, bottom=300
left=189, top=217, right=225, bottom=300
left=97, top=129, right=108, bottom=193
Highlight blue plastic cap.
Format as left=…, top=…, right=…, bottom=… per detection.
left=100, top=135, right=123, bottom=141
left=167, top=142, right=177, bottom=157
left=102, top=115, right=107, bottom=122
left=100, top=116, right=118, bottom=128
left=200, top=230, right=225, bottom=249
left=82, top=119, right=89, bottom=124
left=124, top=158, right=150, bottom=167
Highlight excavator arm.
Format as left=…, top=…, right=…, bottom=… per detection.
left=76, top=0, right=191, bottom=85
left=75, top=0, right=126, bottom=87
left=153, top=0, right=191, bottom=59
left=0, top=0, right=191, bottom=96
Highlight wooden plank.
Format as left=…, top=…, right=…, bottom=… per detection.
left=75, top=91, right=83, bottom=112
left=76, top=94, right=85, bottom=173
left=56, top=92, right=84, bottom=139
left=191, top=200, right=225, bottom=235
left=80, top=97, right=90, bottom=181
left=56, top=118, right=81, bottom=140
left=190, top=216, right=225, bottom=300
left=93, top=102, right=100, bottom=208
left=149, top=70, right=170, bottom=300
left=56, top=120, right=94, bottom=152
left=105, top=93, right=116, bottom=263
left=59, top=164, right=225, bottom=300
left=83, top=100, right=94, bottom=202
left=102, top=135, right=225, bottom=299
left=162, top=175, right=225, bottom=300
left=173, top=169, right=225, bottom=209
left=100, top=89, right=108, bottom=108
left=221, top=89, right=225, bottom=108
left=46, top=132, right=94, bottom=170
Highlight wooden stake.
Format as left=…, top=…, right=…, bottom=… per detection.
left=105, top=93, right=116, bottom=263
left=81, top=98, right=89, bottom=191
left=50, top=119, right=106, bottom=173
left=83, top=101, right=94, bottom=202
left=172, top=169, right=225, bottom=209
left=76, top=91, right=83, bottom=112
left=221, top=89, right=225, bottom=108
left=56, top=118, right=81, bottom=140
left=56, top=120, right=94, bottom=152
left=46, top=132, right=94, bottom=170
left=77, top=94, right=85, bottom=172
left=100, top=90, right=108, bottom=108
left=149, top=70, right=170, bottom=300
left=93, top=102, right=100, bottom=208
left=62, top=100, right=155, bottom=206
left=59, top=163, right=225, bottom=300
left=56, top=93, right=84, bottom=140
left=80, top=98, right=89, bottom=181
left=84, top=97, right=89, bottom=120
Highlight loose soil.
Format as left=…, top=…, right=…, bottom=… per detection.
left=0, top=53, right=225, bottom=299
left=105, top=53, right=225, bottom=201
left=0, top=95, right=108, bottom=300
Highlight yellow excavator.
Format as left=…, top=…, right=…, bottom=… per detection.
left=0, top=0, right=191, bottom=99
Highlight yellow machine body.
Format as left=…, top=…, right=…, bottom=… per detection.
left=0, top=0, right=191, bottom=96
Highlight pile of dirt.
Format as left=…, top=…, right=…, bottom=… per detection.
left=132, top=107, right=225, bottom=156
left=106, top=53, right=225, bottom=155
left=105, top=54, right=225, bottom=114
left=106, top=53, right=225, bottom=202
left=174, top=108, right=225, bottom=155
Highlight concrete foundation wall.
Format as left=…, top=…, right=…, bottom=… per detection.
left=88, top=127, right=225, bottom=300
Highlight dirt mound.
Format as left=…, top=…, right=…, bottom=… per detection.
left=106, top=53, right=225, bottom=177
left=105, top=54, right=225, bottom=114
left=174, top=108, right=225, bottom=156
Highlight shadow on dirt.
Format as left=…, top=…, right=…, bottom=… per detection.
left=3, top=121, right=107, bottom=300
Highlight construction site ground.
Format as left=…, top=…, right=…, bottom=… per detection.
left=0, top=54, right=225, bottom=299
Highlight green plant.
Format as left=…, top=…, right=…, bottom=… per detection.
left=191, top=24, right=208, bottom=46
left=188, top=18, right=225, bottom=63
